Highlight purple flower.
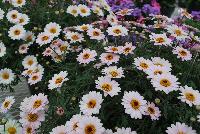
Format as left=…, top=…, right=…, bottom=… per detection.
left=191, top=11, right=200, bottom=21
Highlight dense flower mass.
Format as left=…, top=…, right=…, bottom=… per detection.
left=0, top=0, right=200, bottom=133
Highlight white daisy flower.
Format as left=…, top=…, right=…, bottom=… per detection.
left=95, top=76, right=121, bottom=97
left=87, top=28, right=105, bottom=40
left=36, top=32, right=53, bottom=46
left=23, top=31, right=36, bottom=45
left=0, top=42, right=6, bottom=57
left=92, top=5, right=104, bottom=16
left=0, top=68, right=15, bottom=85
left=42, top=47, right=53, bottom=56
left=67, top=5, right=79, bottom=17
left=18, top=44, right=29, bottom=54
left=22, top=125, right=36, bottom=134
left=106, top=14, right=118, bottom=26
left=65, top=31, right=84, bottom=43
left=48, top=71, right=69, bottom=90
left=178, top=85, right=200, bottom=107
left=66, top=114, right=82, bottom=134
left=114, top=127, right=137, bottom=134
left=19, top=111, right=45, bottom=129
left=50, top=125, right=68, bottom=134
left=44, top=22, right=61, bottom=37
left=172, top=46, right=192, bottom=61
left=122, top=42, right=136, bottom=55
left=28, top=73, right=43, bottom=85
left=133, top=57, right=153, bottom=72
left=17, top=13, right=30, bottom=25
left=102, top=66, right=124, bottom=78
left=78, top=4, right=91, bottom=17
left=75, top=24, right=93, bottom=32
left=107, top=25, right=128, bottom=36
left=79, top=91, right=103, bottom=115
left=151, top=57, right=172, bottom=71
left=122, top=91, right=147, bottom=119
left=150, top=73, right=180, bottom=94
left=104, top=46, right=123, bottom=54
left=11, top=0, right=26, bottom=7
left=0, top=119, right=22, bottom=134
left=144, top=102, right=161, bottom=120
left=0, top=8, right=5, bottom=20
left=99, top=53, right=120, bottom=65
left=6, top=10, right=21, bottom=23
left=77, top=49, right=97, bottom=64
left=0, top=96, right=15, bottom=113
left=166, top=122, right=197, bottom=134
left=22, top=55, right=38, bottom=69
left=116, top=9, right=133, bottom=16
left=166, top=24, right=188, bottom=40
left=8, top=25, right=26, bottom=40
left=149, top=33, right=172, bottom=46
left=76, top=116, right=105, bottom=134
left=145, top=65, right=171, bottom=79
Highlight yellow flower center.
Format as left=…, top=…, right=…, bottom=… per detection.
left=87, top=99, right=97, bottom=108
left=27, top=59, right=33, bottom=66
left=7, top=127, right=16, bottom=134
left=124, top=47, right=131, bottom=53
left=175, top=29, right=182, bottom=36
left=60, top=45, right=67, bottom=51
left=154, top=70, right=163, bottom=75
left=42, top=36, right=49, bottom=41
left=27, top=113, right=38, bottom=122
left=81, top=8, right=87, bottom=14
left=130, top=99, right=140, bottom=110
left=83, top=53, right=90, bottom=59
left=177, top=131, right=185, bottom=134
left=11, top=14, right=17, bottom=19
left=84, top=124, right=96, bottom=134
left=105, top=54, right=113, bottom=60
left=17, top=0, right=23, bottom=4
left=50, top=28, right=57, bottom=34
left=73, top=122, right=78, bottom=130
left=81, top=26, right=88, bottom=31
left=33, top=100, right=42, bottom=109
left=93, top=31, right=100, bottom=36
left=185, top=92, right=195, bottom=102
left=101, top=83, right=112, bottom=92
left=14, top=30, right=21, bottom=35
left=26, top=127, right=32, bottom=134
left=19, top=18, right=24, bottom=23
left=140, top=63, right=149, bottom=69
left=113, top=29, right=121, bottom=34
left=156, top=37, right=165, bottom=43
left=32, top=75, right=39, bottom=81
left=109, top=71, right=118, bottom=77
left=179, top=50, right=187, bottom=56
left=148, top=107, right=155, bottom=114
left=111, top=47, right=118, bottom=51
left=71, top=35, right=79, bottom=40
left=160, top=79, right=171, bottom=87
left=71, top=9, right=77, bottom=14
left=3, top=101, right=10, bottom=108
left=2, top=72, right=10, bottom=80
left=55, top=77, right=63, bottom=84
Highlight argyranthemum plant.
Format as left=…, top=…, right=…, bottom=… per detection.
left=0, top=0, right=200, bottom=134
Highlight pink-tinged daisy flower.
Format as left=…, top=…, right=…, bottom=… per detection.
left=50, top=125, right=68, bottom=134
left=36, top=32, right=53, bottom=46
left=66, top=114, right=82, bottom=134
left=172, top=46, right=192, bottom=61
left=22, top=125, right=36, bottom=134
left=87, top=28, right=105, bottom=40
left=104, top=46, right=123, bottom=54
left=133, top=57, right=153, bottom=72
left=178, top=85, right=200, bottom=107
left=99, top=53, right=120, bottom=65
left=77, top=49, right=97, bottom=64
left=95, top=76, right=121, bottom=97
left=150, top=73, right=180, bottom=94
left=106, top=14, right=118, bottom=26
left=78, top=4, right=91, bottom=17
left=28, top=72, right=42, bottom=85
left=122, top=91, right=147, bottom=119
left=42, top=47, right=53, bottom=56
left=102, top=66, right=124, bottom=78
left=166, top=122, right=197, bottom=134
left=65, top=31, right=84, bottom=43
left=107, top=25, right=128, bottom=36
left=0, top=96, right=15, bottom=113
left=122, top=42, right=136, bottom=55
left=149, top=33, right=172, bottom=46
left=144, top=102, right=161, bottom=120
left=18, top=44, right=29, bottom=54
left=75, top=24, right=93, bottom=32
left=76, top=116, right=105, bottom=134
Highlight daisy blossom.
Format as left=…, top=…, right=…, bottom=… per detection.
left=102, top=66, right=124, bottom=78
left=106, top=14, right=118, bottom=26
left=17, top=13, right=30, bottom=25
left=107, top=25, right=128, bottom=36
left=151, top=57, right=172, bottom=71
left=65, top=31, right=84, bottom=43
left=12, top=0, right=26, bottom=7
left=149, top=33, right=172, bottom=46
left=145, top=65, right=171, bottom=79
left=133, top=57, right=153, bottom=72
left=0, top=119, right=22, bottom=134
left=77, top=49, right=97, bottom=64
left=172, top=46, right=192, bottom=61
left=76, top=24, right=93, bottom=32
left=166, top=122, right=197, bottom=134
left=122, top=91, right=147, bottom=119
left=0, top=96, right=15, bottom=113
left=99, top=53, right=120, bottom=65
left=76, top=116, right=105, bottom=134
left=104, top=46, right=123, bottom=54
left=122, top=42, right=136, bottom=55
left=50, top=125, right=68, bottom=134
left=22, top=124, right=36, bottom=134
left=18, top=44, right=29, bottom=54
left=178, top=85, right=200, bottom=107
left=144, top=102, right=161, bottom=120
left=78, top=4, right=91, bottom=17
left=87, top=28, right=105, bottom=40
left=48, top=71, right=69, bottom=90
left=0, top=42, right=6, bottom=57
left=23, top=31, right=36, bottom=45
left=66, top=114, right=82, bottom=134
left=95, top=76, right=121, bottom=97
left=166, top=24, right=188, bottom=40
left=44, top=22, right=61, bottom=37
left=36, top=32, right=53, bottom=46
left=43, top=47, right=53, bottom=56
left=8, top=25, right=26, bottom=40
left=79, top=91, right=103, bottom=115
left=0, top=68, right=15, bottom=85
left=151, top=73, right=180, bottom=94
left=67, top=5, right=79, bottom=17
left=22, top=55, right=38, bottom=69
left=6, top=10, right=21, bottom=23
